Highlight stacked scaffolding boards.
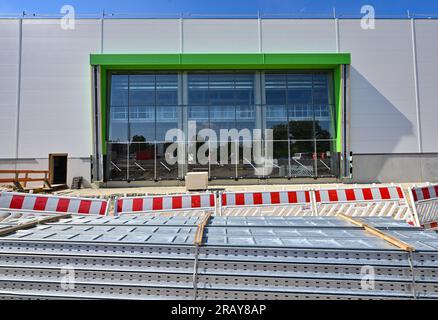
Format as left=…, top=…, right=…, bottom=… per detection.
left=0, top=215, right=437, bottom=300
left=410, top=184, right=438, bottom=230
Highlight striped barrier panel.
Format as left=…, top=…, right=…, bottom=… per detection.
left=115, top=192, right=216, bottom=216
left=410, top=184, right=438, bottom=229
left=314, top=185, right=419, bottom=225
left=220, top=190, right=315, bottom=216
left=0, top=191, right=109, bottom=216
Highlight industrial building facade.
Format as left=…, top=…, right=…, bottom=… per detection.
left=0, top=17, right=437, bottom=186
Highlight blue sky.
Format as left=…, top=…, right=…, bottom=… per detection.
left=0, top=0, right=437, bottom=16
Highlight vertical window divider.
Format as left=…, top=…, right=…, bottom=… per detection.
left=154, top=141, right=157, bottom=181
left=311, top=74, right=317, bottom=178
left=154, top=74, right=158, bottom=181
left=127, top=75, right=131, bottom=181
left=234, top=72, right=238, bottom=179
left=286, top=73, right=291, bottom=179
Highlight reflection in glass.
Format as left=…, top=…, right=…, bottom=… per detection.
left=268, top=140, right=289, bottom=178
left=129, top=142, right=155, bottom=180
left=106, top=71, right=338, bottom=181
left=290, top=140, right=315, bottom=177
left=129, top=75, right=155, bottom=106
left=287, top=74, right=313, bottom=105
left=156, top=106, right=180, bottom=141
left=316, top=140, right=338, bottom=177
left=288, top=105, right=314, bottom=140
left=266, top=105, right=288, bottom=141
left=107, top=143, right=128, bottom=181
left=156, top=142, right=179, bottom=180
left=210, top=141, right=236, bottom=179
left=130, top=105, right=155, bottom=142
left=265, top=74, right=287, bottom=105
left=156, top=74, right=178, bottom=106
left=109, top=75, right=129, bottom=142
left=237, top=140, right=265, bottom=178
left=187, top=141, right=209, bottom=175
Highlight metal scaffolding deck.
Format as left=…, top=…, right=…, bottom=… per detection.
left=0, top=214, right=437, bottom=300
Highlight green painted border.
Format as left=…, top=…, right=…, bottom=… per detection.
left=334, top=65, right=342, bottom=153
left=92, top=53, right=351, bottom=155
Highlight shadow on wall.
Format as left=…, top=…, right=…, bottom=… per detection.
left=349, top=67, right=425, bottom=182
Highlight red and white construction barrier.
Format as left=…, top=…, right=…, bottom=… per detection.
left=314, top=185, right=419, bottom=225
left=220, top=190, right=314, bottom=216
left=115, top=193, right=216, bottom=216
left=0, top=191, right=109, bottom=215
left=410, top=184, right=438, bottom=229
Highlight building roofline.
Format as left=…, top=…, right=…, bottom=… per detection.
left=1, top=12, right=438, bottom=20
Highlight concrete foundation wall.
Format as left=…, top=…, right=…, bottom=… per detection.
left=352, top=153, right=438, bottom=183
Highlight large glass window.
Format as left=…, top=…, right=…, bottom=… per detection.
left=106, top=70, right=337, bottom=181
left=108, top=75, right=129, bottom=142
left=107, top=73, right=179, bottom=180
left=264, top=72, right=335, bottom=178
left=187, top=72, right=256, bottom=179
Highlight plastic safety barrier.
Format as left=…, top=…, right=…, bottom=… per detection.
left=0, top=191, right=109, bottom=216
left=314, top=185, right=419, bottom=225
left=220, top=190, right=315, bottom=216
left=410, top=184, right=438, bottom=229
left=115, top=192, right=216, bottom=216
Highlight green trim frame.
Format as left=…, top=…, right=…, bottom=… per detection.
left=91, top=53, right=351, bottom=155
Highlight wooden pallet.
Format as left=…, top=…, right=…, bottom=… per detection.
left=0, top=170, right=52, bottom=193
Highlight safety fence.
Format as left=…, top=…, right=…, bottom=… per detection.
left=114, top=193, right=215, bottom=216
left=314, top=186, right=418, bottom=226
left=219, top=190, right=315, bottom=216
left=0, top=185, right=430, bottom=227
left=113, top=185, right=420, bottom=226
left=410, top=184, right=438, bottom=229
left=0, top=192, right=110, bottom=216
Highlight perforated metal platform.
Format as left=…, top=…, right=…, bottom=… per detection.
left=0, top=214, right=437, bottom=300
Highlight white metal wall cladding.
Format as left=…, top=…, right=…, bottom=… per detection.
left=182, top=19, right=259, bottom=52
left=339, top=19, right=419, bottom=154
left=261, top=19, right=337, bottom=52
left=0, top=20, right=20, bottom=158
left=414, top=20, right=438, bottom=153
left=0, top=191, right=109, bottom=215
left=0, top=18, right=438, bottom=170
left=18, top=19, right=101, bottom=158
left=410, top=184, right=438, bottom=228
left=103, top=19, right=181, bottom=53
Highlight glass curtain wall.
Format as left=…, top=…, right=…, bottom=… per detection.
left=107, top=73, right=180, bottom=181
left=186, top=72, right=257, bottom=179
left=264, top=72, right=336, bottom=178
left=106, top=71, right=337, bottom=181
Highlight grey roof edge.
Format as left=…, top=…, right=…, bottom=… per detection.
left=0, top=12, right=438, bottom=20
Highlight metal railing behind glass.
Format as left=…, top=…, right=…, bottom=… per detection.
left=106, top=139, right=339, bottom=181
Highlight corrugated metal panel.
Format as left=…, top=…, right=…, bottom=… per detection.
left=414, top=20, right=438, bottom=153
left=18, top=19, right=101, bottom=158
left=339, top=19, right=419, bottom=154
left=0, top=19, right=20, bottom=158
